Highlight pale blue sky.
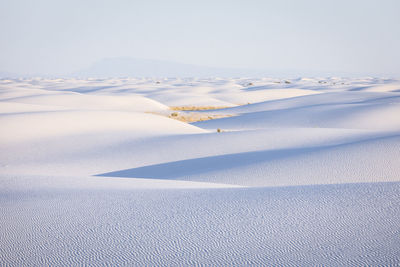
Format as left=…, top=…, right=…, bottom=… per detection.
left=1, top=0, right=399, bottom=76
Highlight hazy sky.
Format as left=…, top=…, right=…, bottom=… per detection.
left=1, top=0, right=399, bottom=76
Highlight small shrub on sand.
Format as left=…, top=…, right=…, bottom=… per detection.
left=171, top=112, right=178, bottom=117
left=217, top=128, right=222, bottom=133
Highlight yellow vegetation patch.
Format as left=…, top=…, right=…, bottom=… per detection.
left=168, top=112, right=231, bottom=123
left=146, top=111, right=232, bottom=123
left=148, top=105, right=234, bottom=123
left=170, top=106, right=231, bottom=111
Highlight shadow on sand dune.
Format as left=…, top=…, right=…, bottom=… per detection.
left=96, top=147, right=315, bottom=180
left=96, top=134, right=400, bottom=181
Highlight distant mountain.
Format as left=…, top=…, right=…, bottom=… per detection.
left=73, top=57, right=268, bottom=78
left=2, top=57, right=357, bottom=78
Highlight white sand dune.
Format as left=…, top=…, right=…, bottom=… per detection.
left=0, top=110, right=203, bottom=143
left=1, top=77, right=400, bottom=265
left=194, top=91, right=400, bottom=131
left=99, top=134, right=400, bottom=187
left=195, top=101, right=400, bottom=131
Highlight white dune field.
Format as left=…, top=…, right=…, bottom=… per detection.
left=1, top=77, right=400, bottom=265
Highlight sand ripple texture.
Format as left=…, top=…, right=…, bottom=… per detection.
left=1, top=183, right=400, bottom=266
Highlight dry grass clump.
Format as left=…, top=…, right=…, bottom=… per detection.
left=170, top=106, right=230, bottom=111
left=168, top=112, right=231, bottom=123
left=148, top=105, right=234, bottom=123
